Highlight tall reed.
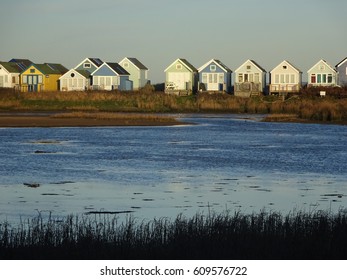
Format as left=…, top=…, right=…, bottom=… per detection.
left=1, top=210, right=347, bottom=259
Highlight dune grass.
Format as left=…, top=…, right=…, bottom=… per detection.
left=1, top=209, right=347, bottom=259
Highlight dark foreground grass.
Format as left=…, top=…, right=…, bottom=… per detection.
left=1, top=210, right=347, bottom=260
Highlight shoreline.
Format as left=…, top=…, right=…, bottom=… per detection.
left=0, top=112, right=185, bottom=127
left=0, top=110, right=346, bottom=127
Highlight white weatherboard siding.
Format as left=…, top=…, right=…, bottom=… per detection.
left=60, top=77, right=86, bottom=91
left=93, top=76, right=119, bottom=91
left=0, top=69, right=19, bottom=88
left=168, top=72, right=190, bottom=90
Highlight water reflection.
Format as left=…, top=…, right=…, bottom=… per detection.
left=0, top=115, right=346, bottom=223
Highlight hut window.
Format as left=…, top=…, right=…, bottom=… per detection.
left=317, top=74, right=321, bottom=83
left=311, top=74, right=316, bottom=83
left=322, top=74, right=327, bottom=83
left=280, top=74, right=285, bottom=83
left=238, top=74, right=243, bottom=82
left=327, top=74, right=332, bottom=83
left=291, top=74, right=295, bottom=83
left=210, top=65, right=216, bottom=72
left=247, top=65, right=251, bottom=70
left=219, top=74, right=224, bottom=83
left=176, top=64, right=182, bottom=70
left=12, top=76, right=16, bottom=83
left=71, top=73, right=75, bottom=78
left=38, top=75, right=43, bottom=83
left=254, top=73, right=259, bottom=82
left=249, top=74, right=254, bottom=82
left=319, top=65, right=325, bottom=70
left=202, top=74, right=207, bottom=83
left=30, top=69, right=35, bottom=73
left=84, top=63, right=91, bottom=68
left=275, top=74, right=279, bottom=84
left=123, top=62, right=129, bottom=68
left=23, top=75, right=27, bottom=83
left=282, top=65, right=287, bottom=70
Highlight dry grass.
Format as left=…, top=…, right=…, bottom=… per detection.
left=1, top=89, right=347, bottom=123
left=263, top=114, right=299, bottom=122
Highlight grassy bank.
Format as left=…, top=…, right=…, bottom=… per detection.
left=1, top=210, right=347, bottom=259
left=1, top=88, right=347, bottom=123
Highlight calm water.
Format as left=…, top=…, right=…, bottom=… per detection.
left=0, top=115, right=346, bottom=223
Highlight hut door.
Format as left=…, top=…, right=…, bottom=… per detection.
left=28, top=75, right=38, bottom=92
left=207, top=73, right=219, bottom=90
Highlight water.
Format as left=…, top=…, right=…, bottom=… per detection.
left=0, top=115, right=346, bottom=223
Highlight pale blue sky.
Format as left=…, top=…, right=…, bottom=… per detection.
left=1, top=0, right=346, bottom=83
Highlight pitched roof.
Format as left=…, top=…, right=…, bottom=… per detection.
left=74, top=58, right=103, bottom=70
left=92, top=62, right=129, bottom=76
left=198, top=59, right=232, bottom=72
left=307, top=59, right=336, bottom=74
left=234, top=59, right=267, bottom=73
left=76, top=69, right=91, bottom=78
left=89, top=58, right=103, bottom=67
left=9, top=59, right=33, bottom=70
left=164, top=58, right=198, bottom=72
left=179, top=58, right=197, bottom=72
left=124, top=57, right=148, bottom=70
left=29, top=63, right=68, bottom=75
left=335, top=57, right=347, bottom=68
left=270, top=60, right=302, bottom=73
left=59, top=69, right=91, bottom=79
left=107, top=63, right=129, bottom=75
left=0, top=62, right=23, bottom=73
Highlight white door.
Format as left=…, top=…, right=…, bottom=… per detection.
left=168, top=72, right=190, bottom=90
left=207, top=73, right=219, bottom=91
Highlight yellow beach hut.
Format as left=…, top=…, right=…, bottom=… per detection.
left=20, top=63, right=67, bottom=92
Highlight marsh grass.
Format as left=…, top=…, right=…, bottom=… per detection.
left=1, top=89, right=347, bottom=123
left=1, top=210, right=347, bottom=259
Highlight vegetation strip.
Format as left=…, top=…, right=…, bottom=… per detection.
left=1, top=88, right=347, bottom=124
left=1, top=210, right=347, bottom=259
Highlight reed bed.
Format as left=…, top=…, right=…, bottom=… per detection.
left=1, top=210, right=347, bottom=259
left=1, top=89, right=347, bottom=123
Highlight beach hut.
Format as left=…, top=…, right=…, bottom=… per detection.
left=198, top=59, right=232, bottom=93
left=119, top=57, right=149, bottom=90
left=59, top=69, right=91, bottom=91
left=0, top=62, right=22, bottom=89
left=307, top=59, right=337, bottom=87
left=234, top=59, right=267, bottom=97
left=20, top=63, right=68, bottom=92
left=91, top=62, right=132, bottom=91
left=269, top=60, right=302, bottom=94
left=0, top=59, right=33, bottom=89
left=336, top=57, right=347, bottom=87
left=164, top=58, right=198, bottom=95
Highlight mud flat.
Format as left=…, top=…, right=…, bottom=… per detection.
left=0, top=112, right=185, bottom=127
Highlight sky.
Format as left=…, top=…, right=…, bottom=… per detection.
left=1, top=0, right=346, bottom=83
